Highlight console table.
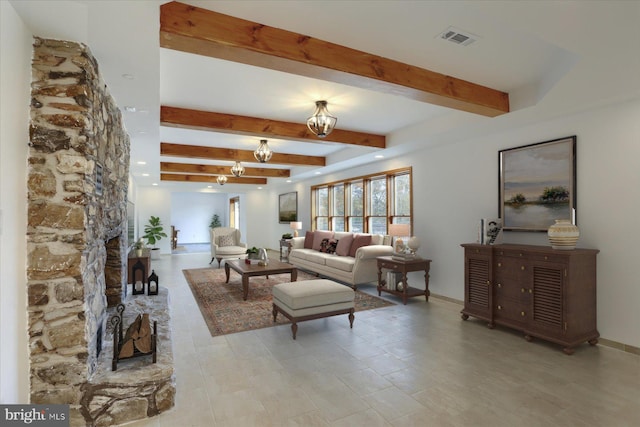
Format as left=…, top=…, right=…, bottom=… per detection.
left=461, top=243, right=599, bottom=354
left=376, top=256, right=431, bottom=304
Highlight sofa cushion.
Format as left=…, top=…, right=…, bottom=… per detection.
left=335, top=234, right=354, bottom=256
left=325, top=256, right=355, bottom=272
left=349, top=234, right=372, bottom=257
left=290, top=248, right=314, bottom=261
left=306, top=251, right=328, bottom=265
left=218, top=234, right=235, bottom=247
left=303, top=231, right=314, bottom=249
left=312, top=230, right=334, bottom=251
left=370, top=234, right=384, bottom=245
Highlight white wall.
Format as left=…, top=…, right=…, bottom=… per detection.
left=265, top=99, right=640, bottom=349
left=171, top=192, right=227, bottom=244
left=0, top=1, right=32, bottom=403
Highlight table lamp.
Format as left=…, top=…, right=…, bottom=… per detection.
left=388, top=224, right=411, bottom=254
left=290, top=221, right=302, bottom=237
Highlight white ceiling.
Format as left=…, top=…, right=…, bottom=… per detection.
left=12, top=0, right=640, bottom=193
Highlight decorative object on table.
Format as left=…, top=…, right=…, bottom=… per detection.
left=499, top=136, right=576, bottom=231
left=111, top=304, right=157, bottom=371
left=258, top=247, right=269, bottom=266
left=389, top=223, right=414, bottom=259
left=147, top=270, right=159, bottom=295
left=307, top=100, right=337, bottom=138
left=216, top=175, right=227, bottom=185
left=254, top=139, right=273, bottom=163
left=407, top=236, right=421, bottom=255
left=279, top=191, right=298, bottom=223
left=547, top=219, right=580, bottom=250
left=478, top=218, right=503, bottom=245
left=134, top=238, right=145, bottom=257
left=289, top=221, right=302, bottom=237
left=182, top=268, right=394, bottom=338
left=281, top=233, right=292, bottom=239
left=131, top=259, right=146, bottom=295
left=143, top=215, right=167, bottom=260
left=245, top=246, right=260, bottom=262
left=230, top=161, right=245, bottom=177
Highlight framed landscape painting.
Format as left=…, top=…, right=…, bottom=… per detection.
left=279, top=192, right=298, bottom=223
left=499, top=136, right=576, bottom=231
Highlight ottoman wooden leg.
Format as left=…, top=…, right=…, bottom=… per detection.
left=291, top=322, right=298, bottom=340
left=272, top=303, right=278, bottom=322
left=348, top=308, right=355, bottom=329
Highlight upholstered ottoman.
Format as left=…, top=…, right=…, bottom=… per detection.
left=272, top=279, right=355, bottom=339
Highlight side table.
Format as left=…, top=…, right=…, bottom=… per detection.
left=279, top=239, right=292, bottom=262
left=376, top=256, right=431, bottom=305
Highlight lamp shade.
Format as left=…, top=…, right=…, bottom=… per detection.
left=388, top=223, right=410, bottom=237
left=306, top=100, right=337, bottom=138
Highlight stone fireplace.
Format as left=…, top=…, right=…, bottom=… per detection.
left=27, top=38, right=174, bottom=426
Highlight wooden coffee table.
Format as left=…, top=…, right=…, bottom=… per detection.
left=224, top=259, right=297, bottom=300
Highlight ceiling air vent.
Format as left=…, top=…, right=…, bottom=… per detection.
left=438, top=26, right=478, bottom=46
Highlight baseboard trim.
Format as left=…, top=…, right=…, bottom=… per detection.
left=429, top=292, right=639, bottom=357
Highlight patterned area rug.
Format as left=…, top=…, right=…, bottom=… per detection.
left=183, top=267, right=395, bottom=337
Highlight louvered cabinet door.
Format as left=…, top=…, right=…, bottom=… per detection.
left=461, top=245, right=493, bottom=325
left=529, top=263, right=565, bottom=336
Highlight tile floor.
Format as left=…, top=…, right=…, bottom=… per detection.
left=127, top=252, right=639, bottom=427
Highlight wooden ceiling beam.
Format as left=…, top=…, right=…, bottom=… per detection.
left=161, top=162, right=290, bottom=178
left=160, top=1, right=509, bottom=117
left=161, top=142, right=325, bottom=167
left=161, top=173, right=267, bottom=185
left=161, top=106, right=385, bottom=149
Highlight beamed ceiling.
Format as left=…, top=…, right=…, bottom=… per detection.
left=15, top=1, right=639, bottom=192
left=157, top=1, right=509, bottom=188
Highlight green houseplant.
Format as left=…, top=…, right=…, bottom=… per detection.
left=209, top=214, right=222, bottom=228
left=143, top=216, right=167, bottom=259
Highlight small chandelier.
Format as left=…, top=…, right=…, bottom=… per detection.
left=254, top=139, right=272, bottom=163
left=230, top=161, right=245, bottom=177
left=216, top=175, right=227, bottom=185
left=307, top=100, right=337, bottom=138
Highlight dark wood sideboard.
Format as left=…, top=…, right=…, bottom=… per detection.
left=461, top=243, right=599, bottom=355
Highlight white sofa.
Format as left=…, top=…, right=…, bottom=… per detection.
left=288, top=231, right=393, bottom=289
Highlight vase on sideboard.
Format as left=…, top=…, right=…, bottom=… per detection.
left=547, top=219, right=580, bottom=250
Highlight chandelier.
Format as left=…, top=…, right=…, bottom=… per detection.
left=216, top=175, right=227, bottom=185
left=230, top=161, right=245, bottom=177
left=254, top=139, right=272, bottom=163
left=306, top=100, right=337, bottom=138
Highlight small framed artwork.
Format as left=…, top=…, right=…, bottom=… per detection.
left=279, top=192, right=298, bottom=223
left=499, top=136, right=576, bottom=231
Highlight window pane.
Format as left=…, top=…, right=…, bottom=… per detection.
left=394, top=174, right=410, bottom=216
left=317, top=217, right=329, bottom=230
left=350, top=181, right=363, bottom=215
left=369, top=217, right=387, bottom=235
left=332, top=184, right=344, bottom=215
left=370, top=178, right=386, bottom=215
left=349, top=217, right=363, bottom=233
left=318, top=187, right=329, bottom=216
left=332, top=217, right=345, bottom=231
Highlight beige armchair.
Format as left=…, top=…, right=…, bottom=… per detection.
left=210, top=227, right=247, bottom=267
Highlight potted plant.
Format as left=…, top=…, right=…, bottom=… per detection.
left=246, top=247, right=259, bottom=260
left=143, top=216, right=167, bottom=260
left=134, top=238, right=145, bottom=257
left=209, top=214, right=222, bottom=229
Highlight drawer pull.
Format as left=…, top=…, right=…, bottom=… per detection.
left=497, top=305, right=502, bottom=310
left=521, top=311, right=526, bottom=317
left=521, top=266, right=525, bottom=271
left=529, top=289, right=533, bottom=294
left=521, top=288, right=525, bottom=293
left=487, top=281, right=491, bottom=286
left=497, top=283, right=502, bottom=288
left=544, top=256, right=548, bottom=260
left=498, top=262, right=502, bottom=267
